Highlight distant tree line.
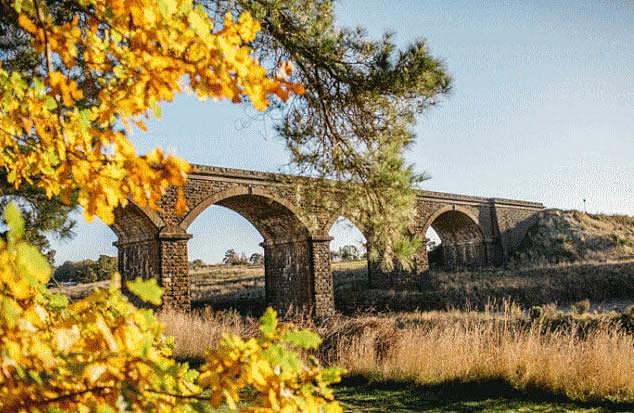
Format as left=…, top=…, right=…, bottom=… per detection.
left=190, top=251, right=265, bottom=268
left=53, top=255, right=117, bottom=284
left=219, top=245, right=366, bottom=265
left=331, top=245, right=365, bottom=262
left=221, top=249, right=263, bottom=265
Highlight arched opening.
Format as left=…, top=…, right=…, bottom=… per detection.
left=425, top=209, right=485, bottom=271
left=328, top=216, right=367, bottom=312
left=186, top=204, right=265, bottom=313
left=184, top=192, right=313, bottom=315
left=425, top=226, right=443, bottom=270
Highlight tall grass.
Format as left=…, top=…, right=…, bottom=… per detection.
left=331, top=315, right=634, bottom=402
left=159, top=306, right=634, bottom=403
left=159, top=308, right=256, bottom=360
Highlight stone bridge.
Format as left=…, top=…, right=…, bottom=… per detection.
left=112, top=165, right=543, bottom=317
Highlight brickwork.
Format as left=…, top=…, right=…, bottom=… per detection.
left=263, top=239, right=313, bottom=314
left=158, top=231, right=192, bottom=310
left=310, top=237, right=335, bottom=318
left=112, top=164, right=544, bottom=315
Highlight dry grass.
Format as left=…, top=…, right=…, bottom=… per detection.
left=337, top=260, right=634, bottom=313
left=159, top=308, right=257, bottom=360
left=331, top=315, right=634, bottom=403
left=159, top=305, right=634, bottom=403
left=187, top=260, right=634, bottom=313
left=512, top=209, right=634, bottom=266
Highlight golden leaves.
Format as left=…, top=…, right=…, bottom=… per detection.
left=3, top=0, right=302, bottom=224
left=199, top=308, right=344, bottom=412
left=0, top=206, right=342, bottom=412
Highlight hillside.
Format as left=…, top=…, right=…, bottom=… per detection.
left=511, top=209, right=634, bottom=266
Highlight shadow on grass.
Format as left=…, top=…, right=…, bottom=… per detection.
left=335, top=375, right=634, bottom=412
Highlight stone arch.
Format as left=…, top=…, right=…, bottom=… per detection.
left=111, top=202, right=161, bottom=242
left=179, top=186, right=314, bottom=238
left=180, top=186, right=325, bottom=314
left=423, top=205, right=485, bottom=270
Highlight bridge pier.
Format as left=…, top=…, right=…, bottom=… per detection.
left=262, top=238, right=313, bottom=315
left=261, top=236, right=335, bottom=317
left=114, top=238, right=160, bottom=285
left=310, top=236, right=335, bottom=318
left=114, top=229, right=192, bottom=310
left=157, top=230, right=192, bottom=310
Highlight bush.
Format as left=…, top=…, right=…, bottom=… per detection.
left=572, top=299, right=591, bottom=315
left=529, top=305, right=544, bottom=320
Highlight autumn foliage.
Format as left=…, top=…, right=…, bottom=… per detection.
left=0, top=0, right=340, bottom=411
left=0, top=0, right=301, bottom=223
left=0, top=203, right=343, bottom=411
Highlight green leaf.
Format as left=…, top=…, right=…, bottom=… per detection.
left=28, top=370, right=43, bottom=385
left=259, top=307, right=278, bottom=338
left=16, top=242, right=52, bottom=284
left=5, top=202, right=24, bottom=242
left=78, top=109, right=91, bottom=130
left=48, top=293, right=69, bottom=310
left=46, top=147, right=59, bottom=166
left=0, top=296, right=22, bottom=329
left=126, top=277, right=163, bottom=305
left=320, top=367, right=345, bottom=385
left=45, top=96, right=57, bottom=110
left=33, top=77, right=45, bottom=97
left=283, top=329, right=322, bottom=349
left=262, top=344, right=301, bottom=374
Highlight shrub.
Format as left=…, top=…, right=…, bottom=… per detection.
left=53, top=255, right=117, bottom=284
left=529, top=305, right=544, bottom=320
left=572, top=299, right=591, bottom=315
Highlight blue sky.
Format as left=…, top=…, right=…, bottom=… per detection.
left=50, top=1, right=633, bottom=265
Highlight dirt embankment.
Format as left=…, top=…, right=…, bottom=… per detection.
left=511, top=209, right=634, bottom=267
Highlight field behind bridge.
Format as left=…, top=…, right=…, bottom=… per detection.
left=190, top=259, right=634, bottom=314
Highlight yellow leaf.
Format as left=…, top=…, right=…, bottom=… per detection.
left=54, top=325, right=81, bottom=353
left=84, top=363, right=107, bottom=384
left=17, top=14, right=37, bottom=34
left=175, top=189, right=188, bottom=216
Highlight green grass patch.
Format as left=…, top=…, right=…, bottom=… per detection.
left=335, top=375, right=634, bottom=412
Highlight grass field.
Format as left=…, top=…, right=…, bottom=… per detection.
left=189, top=260, right=634, bottom=314
left=56, top=259, right=634, bottom=411
left=159, top=302, right=634, bottom=408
